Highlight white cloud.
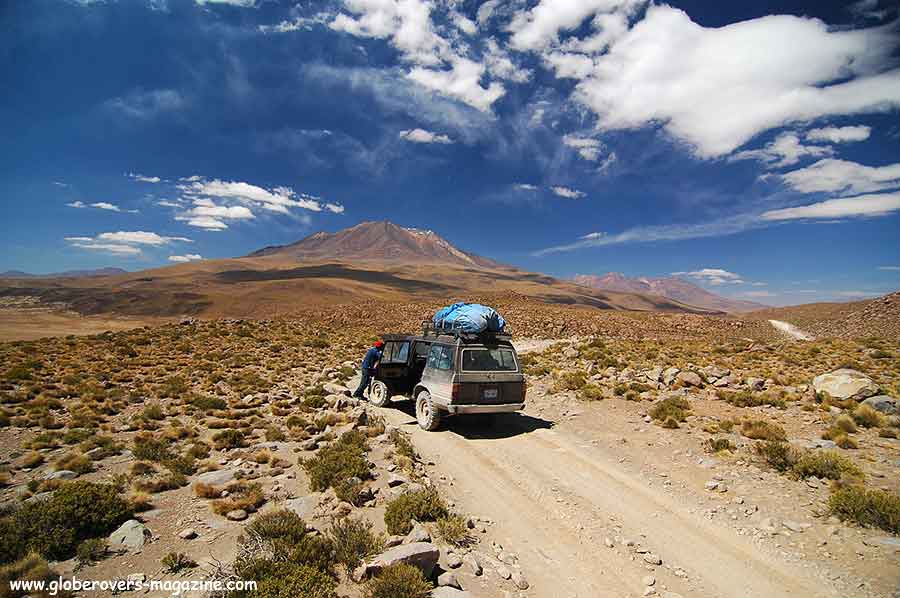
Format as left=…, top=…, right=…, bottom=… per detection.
left=780, top=159, right=900, bottom=195
left=66, top=201, right=86, bottom=208
left=741, top=290, right=776, bottom=298
left=91, top=202, right=121, bottom=212
left=258, top=12, right=330, bottom=33
left=566, top=5, right=900, bottom=157
left=729, top=132, right=833, bottom=168
left=551, top=185, right=586, bottom=199
left=671, top=268, right=745, bottom=285
left=156, top=200, right=182, bottom=208
left=878, top=266, right=900, bottom=271
left=805, top=125, right=871, bottom=143
left=127, top=173, right=162, bottom=183
left=476, top=0, right=500, bottom=26
left=179, top=178, right=342, bottom=215
left=399, top=128, right=452, bottom=144
left=181, top=216, right=229, bottom=230
left=761, top=191, right=900, bottom=220
left=195, top=0, right=255, bottom=6
left=562, top=134, right=604, bottom=161
left=408, top=56, right=505, bottom=112
left=65, top=230, right=191, bottom=255
left=168, top=254, right=203, bottom=263
left=484, top=38, right=531, bottom=83
left=105, top=89, right=185, bottom=121
left=507, top=0, right=644, bottom=52
left=325, top=203, right=345, bottom=214
left=452, top=12, right=477, bottom=35
left=514, top=183, right=539, bottom=191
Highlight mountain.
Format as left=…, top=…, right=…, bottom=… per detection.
left=0, top=267, right=128, bottom=279
left=250, top=221, right=503, bottom=269
left=0, top=223, right=724, bottom=319
left=746, top=291, right=900, bottom=339
left=574, top=272, right=766, bottom=313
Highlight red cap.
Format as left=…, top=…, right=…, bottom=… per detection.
left=374, top=340, right=384, bottom=348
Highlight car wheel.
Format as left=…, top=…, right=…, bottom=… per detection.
left=370, top=380, right=390, bottom=407
left=415, top=390, right=441, bottom=431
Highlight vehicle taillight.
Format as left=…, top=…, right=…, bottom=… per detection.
left=451, top=383, right=460, bottom=402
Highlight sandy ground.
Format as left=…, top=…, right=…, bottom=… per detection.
left=0, top=307, right=158, bottom=341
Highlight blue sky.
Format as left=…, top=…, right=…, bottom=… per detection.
left=1, top=0, right=899, bottom=306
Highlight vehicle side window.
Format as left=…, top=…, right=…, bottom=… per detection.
left=414, top=342, right=430, bottom=359
left=426, top=345, right=454, bottom=371
left=395, top=341, right=409, bottom=363
left=382, top=341, right=410, bottom=365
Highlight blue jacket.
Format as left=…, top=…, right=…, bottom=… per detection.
left=361, top=347, right=382, bottom=371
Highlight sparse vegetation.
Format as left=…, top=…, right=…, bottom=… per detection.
left=302, top=430, right=370, bottom=494
left=365, top=563, right=432, bottom=598
left=649, top=397, right=691, bottom=423
left=328, top=517, right=383, bottom=573
left=384, top=488, right=448, bottom=535
left=161, top=551, right=196, bottom=573
left=828, top=485, right=900, bottom=534
left=740, top=419, right=787, bottom=441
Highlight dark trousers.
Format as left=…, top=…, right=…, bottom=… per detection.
left=353, top=369, right=373, bottom=398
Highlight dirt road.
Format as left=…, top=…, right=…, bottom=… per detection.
left=768, top=319, right=815, bottom=341
left=374, top=404, right=836, bottom=598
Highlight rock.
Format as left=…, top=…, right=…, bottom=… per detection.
left=385, top=535, right=405, bottom=548
left=662, top=367, right=680, bottom=386
left=745, top=377, right=765, bottom=391
left=701, top=365, right=730, bottom=379
left=362, top=542, right=440, bottom=579
left=43, top=470, right=78, bottom=480
left=496, top=564, right=511, bottom=580
left=323, top=382, right=351, bottom=396
left=642, top=553, right=662, bottom=565
left=127, top=573, right=146, bottom=584
left=704, top=480, right=720, bottom=491
left=405, top=521, right=431, bottom=544
left=23, top=492, right=53, bottom=504
left=387, top=473, right=409, bottom=487
left=861, top=395, right=899, bottom=415
left=285, top=494, right=322, bottom=520
left=178, top=528, right=198, bottom=540
left=812, top=369, right=879, bottom=401
left=804, top=439, right=838, bottom=450
left=676, top=371, right=703, bottom=387
left=446, top=553, right=463, bottom=569
left=511, top=569, right=529, bottom=590
left=643, top=575, right=656, bottom=587
left=195, top=469, right=236, bottom=486
left=437, top=571, right=460, bottom=588
left=464, top=554, right=483, bottom=576
left=109, top=520, right=151, bottom=551
left=783, top=520, right=811, bottom=533
left=226, top=509, right=248, bottom=521
left=431, top=588, right=473, bottom=598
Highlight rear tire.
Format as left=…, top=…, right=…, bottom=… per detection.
left=415, top=391, right=441, bottom=431
left=370, top=380, right=390, bottom=407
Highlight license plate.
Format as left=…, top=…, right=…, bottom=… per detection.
left=483, top=389, right=498, bottom=399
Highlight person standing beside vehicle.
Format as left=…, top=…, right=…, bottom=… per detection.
left=353, top=339, right=384, bottom=399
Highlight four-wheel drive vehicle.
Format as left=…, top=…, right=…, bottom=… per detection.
left=369, top=324, right=526, bottom=430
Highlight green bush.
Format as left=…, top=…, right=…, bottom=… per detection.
left=235, top=509, right=335, bottom=574
left=828, top=485, right=900, bottom=534
left=75, top=538, right=107, bottom=568
left=191, top=395, right=226, bottom=411
left=740, top=419, right=786, bottom=441
left=250, top=563, right=337, bottom=598
left=161, top=552, right=196, bottom=573
left=328, top=517, right=383, bottom=573
left=384, top=489, right=448, bottom=536
left=754, top=441, right=798, bottom=472
left=0, top=552, right=66, bottom=598
left=553, top=371, right=587, bottom=392
left=578, top=384, right=604, bottom=401
left=0, top=481, right=133, bottom=564
left=717, top=390, right=785, bottom=409
left=132, top=434, right=173, bottom=462
left=793, top=451, right=862, bottom=480
left=649, top=397, right=690, bottom=423
left=212, top=429, right=247, bottom=450
left=365, top=563, right=431, bottom=598
left=435, top=514, right=472, bottom=547
left=852, top=404, right=885, bottom=428
left=302, top=431, right=370, bottom=493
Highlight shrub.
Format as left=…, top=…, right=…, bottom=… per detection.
left=740, top=419, right=786, bottom=441
left=578, top=384, right=604, bottom=401
left=191, top=395, right=226, bottom=411
left=718, top=390, right=785, bottom=409
left=212, top=429, right=247, bottom=450
left=661, top=416, right=679, bottom=429
left=328, top=517, right=383, bottom=573
left=0, top=481, right=132, bottom=564
left=139, top=402, right=165, bottom=421
left=249, top=563, right=337, bottom=598
left=793, top=451, right=862, bottom=480
left=852, top=404, right=885, bottom=428
left=21, top=452, right=44, bottom=469
left=211, top=482, right=265, bottom=515
left=132, top=434, right=173, bottom=462
left=834, top=414, right=858, bottom=434
left=365, top=563, right=431, bottom=598
left=704, top=438, right=735, bottom=453
left=835, top=435, right=859, bottom=449
left=828, top=485, right=900, bottom=534
left=384, top=489, right=448, bottom=536
left=754, top=441, right=798, bottom=472
left=302, top=431, right=370, bottom=493
left=161, top=552, right=196, bottom=573
left=75, top=538, right=107, bottom=568
left=434, top=514, right=472, bottom=547
left=553, top=371, right=587, bottom=392
left=0, top=552, right=63, bottom=598
left=649, top=397, right=690, bottom=423
left=54, top=452, right=93, bottom=475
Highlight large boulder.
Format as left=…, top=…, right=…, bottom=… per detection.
left=195, top=469, right=236, bottom=486
left=109, top=520, right=151, bottom=551
left=861, top=395, right=898, bottom=415
left=675, top=371, right=703, bottom=388
left=432, top=588, right=473, bottom=598
left=812, top=369, right=879, bottom=401
left=359, top=542, right=439, bottom=579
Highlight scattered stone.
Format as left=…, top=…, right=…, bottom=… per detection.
left=43, top=470, right=78, bottom=480
left=446, top=553, right=463, bottom=569
left=431, top=588, right=473, bottom=598
left=676, top=371, right=703, bottom=387
left=178, top=528, right=198, bottom=540
left=812, top=369, right=879, bottom=401
left=195, top=469, right=236, bottom=486
left=511, top=569, right=529, bottom=590
left=361, top=542, right=440, bottom=579
left=642, top=553, right=662, bottom=566
left=783, top=520, right=811, bottom=533
left=745, top=378, right=765, bottom=391
left=226, top=509, right=248, bottom=521
left=496, top=564, right=511, bottom=580
left=405, top=521, right=431, bottom=544
left=604, top=537, right=615, bottom=548
left=109, top=520, right=151, bottom=551
left=437, top=572, right=460, bottom=588
left=285, top=494, right=321, bottom=520
left=464, top=554, right=483, bottom=576
left=662, top=367, right=680, bottom=386
left=643, top=575, right=656, bottom=587
left=861, top=395, right=898, bottom=415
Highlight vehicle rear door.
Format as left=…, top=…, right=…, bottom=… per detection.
left=376, top=340, right=411, bottom=390
left=455, top=345, right=525, bottom=405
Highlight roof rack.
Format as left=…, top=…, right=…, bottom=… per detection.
left=421, top=320, right=512, bottom=342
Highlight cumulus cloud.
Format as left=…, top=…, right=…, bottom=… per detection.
left=127, top=173, right=162, bottom=183
left=729, top=132, right=833, bottom=168
left=259, top=12, right=330, bottom=33
left=671, top=268, right=745, bottom=285
left=408, top=57, right=505, bottom=112
left=399, top=128, right=452, bottom=144
left=551, top=185, right=586, bottom=199
left=196, top=0, right=255, bottom=6
left=65, top=230, right=191, bottom=255
left=779, top=159, right=900, bottom=195
left=168, top=254, right=203, bottom=263
left=66, top=200, right=136, bottom=213
left=878, top=265, right=900, bottom=271
left=761, top=191, right=900, bottom=220
left=66, top=201, right=86, bottom=208
left=514, top=183, right=539, bottom=191
left=563, top=5, right=900, bottom=157
left=805, top=125, right=872, bottom=143
left=562, top=134, right=604, bottom=161
left=105, top=89, right=186, bottom=121
left=507, top=0, right=644, bottom=51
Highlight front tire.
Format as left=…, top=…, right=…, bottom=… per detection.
left=415, top=391, right=441, bottom=431
left=370, top=380, right=390, bottom=407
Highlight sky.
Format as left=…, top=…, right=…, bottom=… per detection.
left=1, top=0, right=899, bottom=306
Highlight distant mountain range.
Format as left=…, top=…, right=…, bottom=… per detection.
left=573, top=272, right=766, bottom=313
left=250, top=220, right=503, bottom=269
left=0, top=267, right=128, bottom=279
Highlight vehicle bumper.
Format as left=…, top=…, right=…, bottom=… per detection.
left=446, top=402, right=525, bottom=415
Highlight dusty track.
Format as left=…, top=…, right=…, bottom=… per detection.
left=371, top=402, right=838, bottom=598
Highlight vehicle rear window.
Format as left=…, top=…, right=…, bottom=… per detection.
left=461, top=348, right=518, bottom=372
left=382, top=341, right=410, bottom=364
left=427, top=344, right=454, bottom=371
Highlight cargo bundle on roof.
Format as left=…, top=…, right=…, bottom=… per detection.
left=431, top=302, right=506, bottom=334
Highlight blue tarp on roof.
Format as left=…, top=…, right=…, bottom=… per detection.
left=433, top=302, right=506, bottom=333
